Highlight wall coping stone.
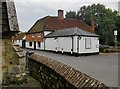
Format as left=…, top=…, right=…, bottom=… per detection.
left=29, top=53, right=108, bottom=89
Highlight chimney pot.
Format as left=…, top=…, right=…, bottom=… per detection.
left=58, top=9, right=64, bottom=19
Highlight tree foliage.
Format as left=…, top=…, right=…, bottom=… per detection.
left=66, top=11, right=77, bottom=19
left=115, top=16, right=120, bottom=42
left=65, top=4, right=119, bottom=45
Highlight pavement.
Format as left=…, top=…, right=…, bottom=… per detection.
left=23, top=48, right=119, bottom=87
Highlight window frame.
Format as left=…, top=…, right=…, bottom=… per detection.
left=29, top=42, right=32, bottom=46
left=38, top=33, right=41, bottom=37
left=38, top=42, right=41, bottom=48
left=85, top=38, right=91, bottom=49
left=31, top=34, right=34, bottom=38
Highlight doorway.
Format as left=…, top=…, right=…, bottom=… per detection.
left=34, top=41, right=36, bottom=50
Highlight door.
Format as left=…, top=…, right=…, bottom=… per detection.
left=22, top=40, right=26, bottom=48
left=77, top=37, right=79, bottom=53
left=34, top=41, right=36, bottom=50
left=71, top=36, right=74, bottom=54
left=77, top=36, right=80, bottom=54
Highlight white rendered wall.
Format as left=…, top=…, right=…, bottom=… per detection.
left=45, top=38, right=57, bottom=51
left=79, top=36, right=99, bottom=54
left=45, top=37, right=72, bottom=52
left=26, top=42, right=34, bottom=49
left=44, top=31, right=52, bottom=36
left=57, top=37, right=72, bottom=52
left=37, top=35, right=99, bottom=54
left=73, top=36, right=77, bottom=53
left=14, top=40, right=22, bottom=47
left=36, top=42, right=44, bottom=50
left=35, top=31, right=51, bottom=50
left=19, top=40, right=22, bottom=47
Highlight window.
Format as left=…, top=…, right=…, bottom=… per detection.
left=29, top=42, right=32, bottom=46
left=38, top=33, right=41, bottom=37
left=32, top=34, right=34, bottom=38
left=85, top=38, right=91, bottom=49
left=38, top=42, right=41, bottom=48
left=96, top=44, right=99, bottom=48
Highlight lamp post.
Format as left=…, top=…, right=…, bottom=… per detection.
left=114, top=30, right=117, bottom=51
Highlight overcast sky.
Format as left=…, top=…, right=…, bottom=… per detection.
left=14, top=0, right=120, bottom=32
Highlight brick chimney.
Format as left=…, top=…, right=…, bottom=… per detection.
left=91, top=17, right=95, bottom=32
left=58, top=9, right=64, bottom=19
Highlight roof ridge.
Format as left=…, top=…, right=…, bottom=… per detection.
left=45, top=27, right=98, bottom=38
left=64, top=18, right=93, bottom=32
left=28, top=15, right=94, bottom=33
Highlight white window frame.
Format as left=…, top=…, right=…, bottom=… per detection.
left=85, top=38, right=91, bottom=49
left=38, top=33, right=41, bottom=37
left=32, top=34, right=34, bottom=38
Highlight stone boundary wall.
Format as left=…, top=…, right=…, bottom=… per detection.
left=27, top=53, right=108, bottom=89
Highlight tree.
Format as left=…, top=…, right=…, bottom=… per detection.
left=115, top=16, right=120, bottom=42
left=65, top=11, right=77, bottom=19
left=66, top=4, right=119, bottom=45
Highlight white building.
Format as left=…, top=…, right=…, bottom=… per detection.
left=26, top=9, right=96, bottom=52
left=44, top=27, right=99, bottom=55
left=13, top=33, right=26, bottom=47
left=25, top=31, right=51, bottom=50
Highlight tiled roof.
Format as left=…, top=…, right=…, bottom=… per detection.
left=28, top=17, right=46, bottom=33
left=28, top=16, right=94, bottom=33
left=45, top=27, right=98, bottom=38
left=14, top=32, right=26, bottom=40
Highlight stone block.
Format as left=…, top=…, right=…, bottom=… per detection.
left=16, top=52, right=24, bottom=58
left=8, top=65, right=20, bottom=74
left=13, top=45, right=23, bottom=52
left=19, top=58, right=25, bottom=65
left=28, top=53, right=108, bottom=89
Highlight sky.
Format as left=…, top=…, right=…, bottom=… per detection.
left=14, top=0, right=120, bottom=32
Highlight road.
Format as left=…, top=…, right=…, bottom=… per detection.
left=23, top=48, right=119, bottom=87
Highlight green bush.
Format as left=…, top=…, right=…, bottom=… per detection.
left=109, top=42, right=115, bottom=46
left=116, top=42, right=120, bottom=46
left=99, top=45, right=110, bottom=52
left=109, top=41, right=120, bottom=46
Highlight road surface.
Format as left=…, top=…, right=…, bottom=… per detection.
left=23, top=48, right=119, bottom=87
